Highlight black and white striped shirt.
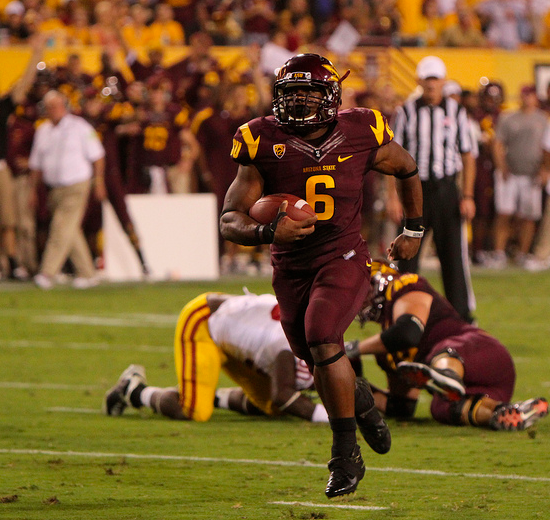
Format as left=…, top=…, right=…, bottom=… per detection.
left=392, top=96, right=472, bottom=181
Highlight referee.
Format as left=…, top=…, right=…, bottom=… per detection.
left=388, top=55, right=476, bottom=323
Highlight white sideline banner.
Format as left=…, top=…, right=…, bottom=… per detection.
left=103, top=194, right=219, bottom=281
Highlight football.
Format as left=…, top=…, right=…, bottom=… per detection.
left=249, top=193, right=316, bottom=225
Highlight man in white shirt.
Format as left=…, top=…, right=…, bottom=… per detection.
left=29, top=90, right=107, bottom=289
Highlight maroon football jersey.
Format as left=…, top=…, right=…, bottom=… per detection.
left=375, top=274, right=477, bottom=373
left=138, top=104, right=188, bottom=167
left=7, top=114, right=35, bottom=176
left=231, top=108, right=394, bottom=270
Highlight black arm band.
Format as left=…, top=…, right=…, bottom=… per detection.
left=380, top=314, right=425, bottom=354
left=255, top=224, right=275, bottom=244
left=395, top=167, right=418, bottom=179
left=404, top=217, right=424, bottom=232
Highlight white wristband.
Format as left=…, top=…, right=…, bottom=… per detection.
left=403, top=227, right=424, bottom=238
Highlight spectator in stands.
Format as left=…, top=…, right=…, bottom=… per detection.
left=90, top=1, right=121, bottom=48
left=121, top=3, right=153, bottom=49
left=2, top=1, right=30, bottom=43
left=0, top=33, right=44, bottom=280
left=277, top=0, right=316, bottom=51
left=29, top=90, right=106, bottom=289
left=167, top=31, right=223, bottom=110
left=37, top=3, right=68, bottom=45
left=149, top=3, right=185, bottom=46
left=489, top=85, right=550, bottom=269
left=476, top=0, right=532, bottom=50
left=417, top=0, right=447, bottom=46
left=439, top=6, right=487, bottom=47
left=65, top=5, right=91, bottom=45
left=241, top=0, right=276, bottom=46
left=369, top=0, right=402, bottom=40
left=55, top=53, right=94, bottom=113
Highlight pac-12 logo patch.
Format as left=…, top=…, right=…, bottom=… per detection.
left=273, top=144, right=286, bottom=159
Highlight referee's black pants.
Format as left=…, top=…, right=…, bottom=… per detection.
left=398, top=177, right=475, bottom=323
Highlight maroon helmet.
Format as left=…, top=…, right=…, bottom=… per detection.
left=479, top=81, right=504, bottom=113
left=272, top=53, right=349, bottom=127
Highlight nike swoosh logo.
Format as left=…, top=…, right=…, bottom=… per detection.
left=338, top=155, right=353, bottom=162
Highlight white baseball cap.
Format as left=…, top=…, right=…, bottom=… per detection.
left=416, top=56, right=447, bottom=80
left=5, top=0, right=25, bottom=16
left=443, top=80, right=462, bottom=97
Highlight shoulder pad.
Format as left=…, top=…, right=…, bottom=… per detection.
left=230, top=117, right=263, bottom=164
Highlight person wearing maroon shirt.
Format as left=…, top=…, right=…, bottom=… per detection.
left=0, top=33, right=45, bottom=279
left=80, top=89, right=149, bottom=275
left=127, top=79, right=188, bottom=194
left=345, top=260, right=548, bottom=432
left=219, top=54, right=423, bottom=499
left=6, top=103, right=38, bottom=275
left=167, top=31, right=223, bottom=110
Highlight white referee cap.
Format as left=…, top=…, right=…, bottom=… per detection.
left=416, top=56, right=447, bottom=80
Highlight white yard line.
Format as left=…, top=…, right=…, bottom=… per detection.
left=0, top=339, right=171, bottom=353
left=0, top=382, right=100, bottom=390
left=46, top=407, right=101, bottom=414
left=270, top=501, right=388, bottom=510
left=0, top=448, right=548, bottom=483
left=32, top=315, right=174, bottom=328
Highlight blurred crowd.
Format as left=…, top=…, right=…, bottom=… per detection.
left=2, top=3, right=550, bottom=283
left=2, top=0, right=550, bottom=51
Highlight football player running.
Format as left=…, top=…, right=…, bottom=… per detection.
left=220, top=54, right=423, bottom=498
left=104, top=291, right=330, bottom=423
left=345, top=260, right=549, bottom=431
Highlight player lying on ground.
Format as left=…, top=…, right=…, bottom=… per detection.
left=345, top=261, right=548, bottom=431
left=104, top=291, right=383, bottom=438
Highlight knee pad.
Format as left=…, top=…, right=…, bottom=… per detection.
left=431, top=347, right=464, bottom=365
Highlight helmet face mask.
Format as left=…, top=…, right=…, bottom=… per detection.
left=272, top=54, right=346, bottom=128
left=358, top=261, right=400, bottom=326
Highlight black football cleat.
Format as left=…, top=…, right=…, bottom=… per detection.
left=102, top=364, right=146, bottom=416
left=397, top=361, right=466, bottom=401
left=490, top=397, right=549, bottom=431
left=355, top=377, right=391, bottom=454
left=325, top=444, right=365, bottom=499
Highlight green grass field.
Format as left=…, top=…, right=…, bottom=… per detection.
left=0, top=269, right=549, bottom=520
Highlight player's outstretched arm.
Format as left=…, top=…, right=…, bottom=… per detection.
left=371, top=141, right=423, bottom=261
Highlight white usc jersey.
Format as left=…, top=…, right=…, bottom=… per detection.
left=207, top=293, right=313, bottom=390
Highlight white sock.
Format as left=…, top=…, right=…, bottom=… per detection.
left=311, top=404, right=329, bottom=423
left=215, top=388, right=233, bottom=409
left=140, top=386, right=162, bottom=408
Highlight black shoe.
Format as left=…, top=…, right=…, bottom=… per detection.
left=355, top=377, right=391, bottom=454
left=397, top=361, right=466, bottom=401
left=490, top=397, right=549, bottom=431
left=325, top=444, right=365, bottom=499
